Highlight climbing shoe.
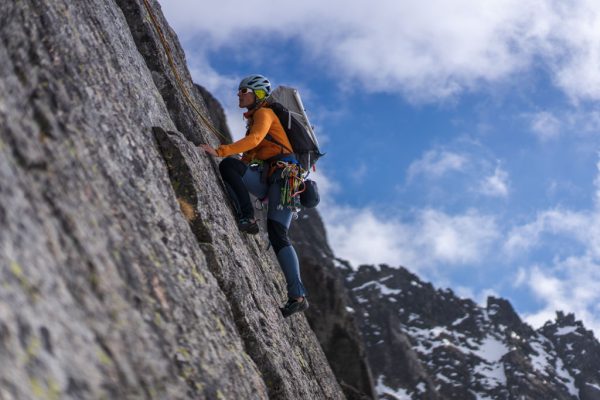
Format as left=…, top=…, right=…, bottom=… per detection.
left=280, top=298, right=309, bottom=318
left=238, top=218, right=259, bottom=235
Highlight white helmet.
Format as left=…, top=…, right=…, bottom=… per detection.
left=239, top=74, right=271, bottom=96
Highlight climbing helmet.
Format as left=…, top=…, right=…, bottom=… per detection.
left=239, top=74, right=271, bottom=98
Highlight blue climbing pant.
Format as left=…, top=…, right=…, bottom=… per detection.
left=219, top=157, right=307, bottom=299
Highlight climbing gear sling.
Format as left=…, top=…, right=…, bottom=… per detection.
left=275, top=161, right=305, bottom=211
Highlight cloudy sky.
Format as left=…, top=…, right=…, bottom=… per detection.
left=158, top=0, right=600, bottom=335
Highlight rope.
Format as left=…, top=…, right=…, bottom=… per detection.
left=276, top=161, right=305, bottom=210
left=141, top=0, right=229, bottom=142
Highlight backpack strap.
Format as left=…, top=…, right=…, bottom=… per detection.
left=264, top=134, right=293, bottom=154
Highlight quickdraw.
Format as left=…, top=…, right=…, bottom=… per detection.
left=276, top=161, right=306, bottom=210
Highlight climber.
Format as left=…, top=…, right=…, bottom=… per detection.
left=200, top=74, right=308, bottom=318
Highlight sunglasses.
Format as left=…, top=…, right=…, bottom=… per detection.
left=238, top=87, right=254, bottom=94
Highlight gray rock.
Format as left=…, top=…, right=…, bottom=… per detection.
left=0, top=0, right=344, bottom=399
left=290, top=210, right=376, bottom=399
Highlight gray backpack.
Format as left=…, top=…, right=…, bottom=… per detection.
left=266, top=86, right=323, bottom=172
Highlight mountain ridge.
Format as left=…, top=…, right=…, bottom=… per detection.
left=338, top=261, right=600, bottom=399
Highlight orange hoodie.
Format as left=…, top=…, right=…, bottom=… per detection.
left=215, top=106, right=293, bottom=162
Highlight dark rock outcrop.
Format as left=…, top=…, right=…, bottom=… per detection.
left=541, top=312, right=600, bottom=400
left=0, top=1, right=344, bottom=398
left=290, top=209, right=376, bottom=399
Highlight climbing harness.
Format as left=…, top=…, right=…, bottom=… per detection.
left=141, top=0, right=229, bottom=142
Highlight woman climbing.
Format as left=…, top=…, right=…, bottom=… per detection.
left=200, top=74, right=308, bottom=318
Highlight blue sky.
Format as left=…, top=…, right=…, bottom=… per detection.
left=158, top=0, right=600, bottom=335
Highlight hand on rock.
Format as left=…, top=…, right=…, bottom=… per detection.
left=200, top=144, right=217, bottom=157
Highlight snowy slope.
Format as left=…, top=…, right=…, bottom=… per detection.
left=339, top=262, right=600, bottom=400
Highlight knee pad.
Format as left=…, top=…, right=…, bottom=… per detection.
left=267, top=219, right=291, bottom=253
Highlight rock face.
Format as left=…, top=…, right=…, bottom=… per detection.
left=342, top=264, right=600, bottom=400
left=0, top=1, right=344, bottom=399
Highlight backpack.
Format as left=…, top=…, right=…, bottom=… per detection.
left=265, top=86, right=323, bottom=172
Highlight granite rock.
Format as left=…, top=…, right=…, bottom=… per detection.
left=0, top=1, right=344, bottom=399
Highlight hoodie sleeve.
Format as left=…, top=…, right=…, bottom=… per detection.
left=215, top=109, right=273, bottom=157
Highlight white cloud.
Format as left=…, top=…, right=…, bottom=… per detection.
left=529, top=111, right=562, bottom=141
left=418, top=209, right=499, bottom=264
left=321, top=197, right=499, bottom=272
left=454, top=285, right=501, bottom=306
left=479, top=166, right=510, bottom=198
left=525, top=109, right=600, bottom=143
left=407, top=150, right=468, bottom=182
left=505, top=156, right=600, bottom=335
left=406, top=143, right=512, bottom=203
left=523, top=259, right=600, bottom=335
left=503, top=208, right=594, bottom=257
left=513, top=267, right=528, bottom=287
left=324, top=206, right=417, bottom=268
left=548, top=0, right=600, bottom=102
left=160, top=0, right=600, bottom=102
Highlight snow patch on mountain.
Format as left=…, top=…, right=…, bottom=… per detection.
left=376, top=376, right=412, bottom=399
left=352, top=280, right=402, bottom=296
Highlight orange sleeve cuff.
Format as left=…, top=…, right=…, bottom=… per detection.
left=215, top=146, right=227, bottom=157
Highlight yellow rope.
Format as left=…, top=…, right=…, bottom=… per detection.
left=141, top=0, right=229, bottom=142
